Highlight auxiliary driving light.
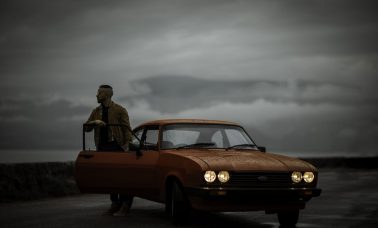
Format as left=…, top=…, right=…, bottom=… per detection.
left=217, top=171, right=230, bottom=183
left=291, top=171, right=302, bottom=183
left=204, top=171, right=217, bottom=183
left=303, top=172, right=315, bottom=183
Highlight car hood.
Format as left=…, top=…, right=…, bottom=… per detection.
left=165, top=150, right=316, bottom=172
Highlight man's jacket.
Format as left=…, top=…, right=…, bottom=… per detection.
left=85, top=101, right=132, bottom=150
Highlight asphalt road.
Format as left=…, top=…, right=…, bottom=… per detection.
left=1, top=169, right=378, bottom=228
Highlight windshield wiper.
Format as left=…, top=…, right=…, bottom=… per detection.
left=226, top=144, right=257, bottom=150
left=176, top=142, right=215, bottom=150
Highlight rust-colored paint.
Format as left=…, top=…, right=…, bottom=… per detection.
left=75, top=119, right=321, bottom=212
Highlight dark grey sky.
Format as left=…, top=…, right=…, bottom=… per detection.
left=1, top=0, right=378, bottom=158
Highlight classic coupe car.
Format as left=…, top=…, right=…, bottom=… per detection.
left=75, top=119, right=321, bottom=226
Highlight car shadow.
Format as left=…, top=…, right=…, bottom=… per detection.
left=128, top=206, right=274, bottom=228
left=187, top=211, right=275, bottom=228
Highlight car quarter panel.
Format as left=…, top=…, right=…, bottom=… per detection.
left=155, top=151, right=208, bottom=202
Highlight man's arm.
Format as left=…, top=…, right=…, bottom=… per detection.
left=85, top=109, right=105, bottom=132
left=119, top=107, right=132, bottom=150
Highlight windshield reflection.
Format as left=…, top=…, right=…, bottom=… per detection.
left=161, top=124, right=257, bottom=150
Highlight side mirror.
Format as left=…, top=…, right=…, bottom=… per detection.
left=129, top=142, right=143, bottom=157
left=258, top=146, right=266, bottom=152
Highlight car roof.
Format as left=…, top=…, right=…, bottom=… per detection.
left=135, top=119, right=240, bottom=128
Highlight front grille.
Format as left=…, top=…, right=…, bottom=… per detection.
left=227, top=172, right=293, bottom=188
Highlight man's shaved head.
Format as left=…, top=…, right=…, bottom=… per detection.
left=98, top=84, right=113, bottom=97
left=99, top=85, right=113, bottom=90
left=97, top=84, right=113, bottom=104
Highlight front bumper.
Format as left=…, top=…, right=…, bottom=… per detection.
left=184, top=186, right=321, bottom=211
left=186, top=186, right=321, bottom=198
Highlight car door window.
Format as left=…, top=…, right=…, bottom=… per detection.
left=132, top=128, right=144, bottom=145
left=145, top=129, right=158, bottom=145
left=144, top=126, right=159, bottom=150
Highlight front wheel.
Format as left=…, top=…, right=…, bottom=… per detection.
left=277, top=209, right=299, bottom=227
left=167, top=181, right=189, bottom=224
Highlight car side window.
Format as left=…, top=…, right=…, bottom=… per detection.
left=132, top=128, right=144, bottom=145
left=145, top=129, right=158, bottom=145
left=143, top=126, right=159, bottom=150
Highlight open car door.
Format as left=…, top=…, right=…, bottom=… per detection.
left=75, top=124, right=159, bottom=198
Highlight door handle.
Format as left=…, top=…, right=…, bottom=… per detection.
left=80, top=154, right=94, bottom=159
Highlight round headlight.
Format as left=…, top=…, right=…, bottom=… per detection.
left=303, top=172, right=315, bottom=183
left=204, top=171, right=216, bottom=183
left=291, top=171, right=302, bottom=183
left=217, top=171, right=230, bottom=183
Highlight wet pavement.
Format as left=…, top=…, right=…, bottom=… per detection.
left=1, top=169, right=377, bottom=228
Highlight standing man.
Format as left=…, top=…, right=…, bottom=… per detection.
left=85, top=84, right=133, bottom=216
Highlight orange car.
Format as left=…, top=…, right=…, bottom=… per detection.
left=75, top=119, right=321, bottom=226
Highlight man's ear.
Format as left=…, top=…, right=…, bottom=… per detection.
left=106, top=90, right=113, bottom=98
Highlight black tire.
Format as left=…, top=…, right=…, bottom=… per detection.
left=277, top=209, right=299, bottom=228
left=168, top=181, right=189, bottom=224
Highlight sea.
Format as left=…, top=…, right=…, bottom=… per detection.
left=0, top=149, right=80, bottom=163
left=0, top=149, right=373, bottom=164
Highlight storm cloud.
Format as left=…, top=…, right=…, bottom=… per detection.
left=0, top=98, right=90, bottom=149
left=124, top=76, right=377, bottom=113
left=0, top=0, right=378, bottom=159
left=1, top=75, right=377, bottom=157
left=126, top=76, right=378, bottom=156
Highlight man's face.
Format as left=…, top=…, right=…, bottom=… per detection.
left=96, top=88, right=110, bottom=103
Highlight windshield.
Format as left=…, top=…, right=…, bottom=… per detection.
left=161, top=124, right=257, bottom=150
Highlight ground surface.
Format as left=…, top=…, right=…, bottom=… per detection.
left=1, top=169, right=377, bottom=228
